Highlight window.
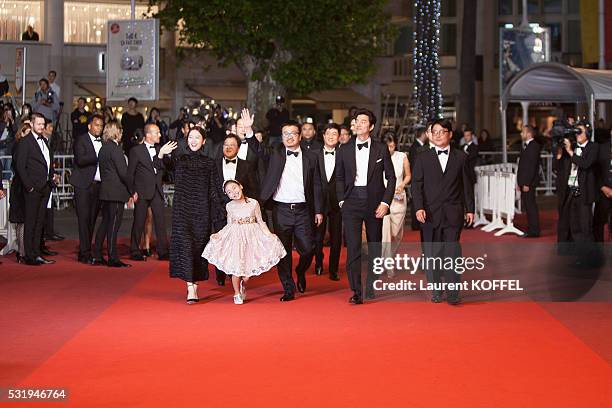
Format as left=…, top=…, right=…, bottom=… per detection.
left=0, top=1, right=43, bottom=41
left=518, top=0, right=540, bottom=15
left=543, top=0, right=562, bottom=14
left=440, top=23, right=456, bottom=56
left=394, top=24, right=412, bottom=56
left=441, top=0, right=456, bottom=17
left=567, top=0, right=580, bottom=14
left=567, top=20, right=581, bottom=53
left=545, top=23, right=561, bottom=52
left=64, top=1, right=157, bottom=44
left=498, top=0, right=513, bottom=16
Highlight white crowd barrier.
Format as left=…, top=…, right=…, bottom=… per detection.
left=473, top=163, right=524, bottom=237
left=0, top=180, right=18, bottom=255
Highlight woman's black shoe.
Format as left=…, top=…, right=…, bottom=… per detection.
left=143, top=248, right=153, bottom=257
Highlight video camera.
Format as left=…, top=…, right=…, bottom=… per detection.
left=551, top=119, right=580, bottom=149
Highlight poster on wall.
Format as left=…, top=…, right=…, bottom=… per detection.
left=499, top=26, right=550, bottom=94
left=15, top=47, right=26, bottom=95
left=106, top=19, right=159, bottom=101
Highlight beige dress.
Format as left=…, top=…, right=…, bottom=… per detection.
left=382, top=151, right=408, bottom=262
left=202, top=198, right=286, bottom=277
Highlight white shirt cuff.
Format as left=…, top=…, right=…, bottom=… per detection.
left=380, top=202, right=390, bottom=208
left=245, top=130, right=254, bottom=139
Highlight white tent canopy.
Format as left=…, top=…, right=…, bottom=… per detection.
left=500, top=62, right=612, bottom=162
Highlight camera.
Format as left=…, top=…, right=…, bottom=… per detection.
left=275, top=95, right=285, bottom=104
left=551, top=119, right=580, bottom=149
left=46, top=91, right=54, bottom=104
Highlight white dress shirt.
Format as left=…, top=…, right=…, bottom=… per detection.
left=222, top=156, right=238, bottom=181
left=237, top=131, right=253, bottom=160
left=567, top=141, right=587, bottom=187
left=89, top=133, right=102, bottom=182
left=323, top=146, right=336, bottom=182
left=50, top=82, right=61, bottom=99
left=435, top=146, right=450, bottom=173
left=144, top=142, right=157, bottom=173
left=463, top=140, right=473, bottom=153
left=354, top=137, right=370, bottom=186
left=34, top=131, right=50, bottom=172
left=273, top=148, right=305, bottom=203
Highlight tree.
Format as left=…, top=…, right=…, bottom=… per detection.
left=150, top=0, right=395, bottom=129
left=458, top=0, right=477, bottom=128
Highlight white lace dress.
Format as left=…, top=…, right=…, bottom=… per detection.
left=202, top=198, right=286, bottom=277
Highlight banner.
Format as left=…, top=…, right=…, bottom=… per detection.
left=106, top=19, right=159, bottom=101
left=15, top=48, right=25, bottom=95
left=499, top=27, right=550, bottom=93
left=580, top=0, right=599, bottom=65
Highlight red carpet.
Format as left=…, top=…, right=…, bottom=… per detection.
left=1, top=210, right=611, bottom=407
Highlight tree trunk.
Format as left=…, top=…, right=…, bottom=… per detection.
left=458, top=0, right=477, bottom=128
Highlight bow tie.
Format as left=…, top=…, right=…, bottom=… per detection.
left=225, top=158, right=237, bottom=164
left=94, top=138, right=102, bottom=143
left=325, top=150, right=335, bottom=155
left=437, top=149, right=448, bottom=155
left=37, top=136, right=48, bottom=145
left=241, top=140, right=247, bottom=144
left=522, top=142, right=527, bottom=149
left=148, top=145, right=156, bottom=149
left=287, top=150, right=299, bottom=157
left=357, top=141, right=369, bottom=150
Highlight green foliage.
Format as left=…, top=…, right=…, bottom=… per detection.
left=150, top=0, right=395, bottom=95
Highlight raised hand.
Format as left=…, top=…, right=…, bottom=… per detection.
left=158, top=141, right=178, bottom=157
left=240, top=108, right=255, bottom=129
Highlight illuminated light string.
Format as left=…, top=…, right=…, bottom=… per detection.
left=412, top=0, right=443, bottom=125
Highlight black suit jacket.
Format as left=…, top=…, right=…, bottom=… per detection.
left=316, top=148, right=340, bottom=214
left=300, top=138, right=323, bottom=152
left=14, top=133, right=55, bottom=192
left=335, top=137, right=396, bottom=213
left=555, top=142, right=599, bottom=205
left=517, top=140, right=541, bottom=187
left=71, top=133, right=99, bottom=188
left=408, top=140, right=429, bottom=172
left=99, top=141, right=130, bottom=202
left=259, top=145, right=323, bottom=216
left=412, top=147, right=475, bottom=228
left=216, top=156, right=256, bottom=199
left=126, top=143, right=165, bottom=200
left=463, top=143, right=479, bottom=185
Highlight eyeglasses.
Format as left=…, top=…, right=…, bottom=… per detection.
left=282, top=131, right=299, bottom=138
left=432, top=129, right=448, bottom=136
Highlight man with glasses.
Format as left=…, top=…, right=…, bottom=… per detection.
left=257, top=120, right=323, bottom=301
left=412, top=119, right=475, bottom=305
left=335, top=108, right=396, bottom=304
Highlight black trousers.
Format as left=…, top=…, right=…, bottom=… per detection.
left=43, top=208, right=55, bottom=238
left=521, top=188, right=540, bottom=235
left=593, top=194, right=610, bottom=243
left=558, top=192, right=595, bottom=258
left=315, top=209, right=342, bottom=273
left=94, top=201, right=125, bottom=261
left=130, top=192, right=168, bottom=257
left=341, top=188, right=383, bottom=297
left=24, top=186, right=51, bottom=260
left=74, top=182, right=101, bottom=259
left=421, top=223, right=462, bottom=300
left=272, top=202, right=314, bottom=295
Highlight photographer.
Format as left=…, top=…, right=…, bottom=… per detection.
left=555, top=122, right=599, bottom=260
left=265, top=96, right=289, bottom=147
left=32, top=78, right=59, bottom=122
left=169, top=108, right=190, bottom=141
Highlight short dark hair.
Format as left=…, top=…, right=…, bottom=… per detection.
left=128, top=97, right=138, bottom=105
left=431, top=118, right=452, bottom=133
left=225, top=118, right=237, bottom=131
left=31, top=112, right=46, bottom=122
left=89, top=114, right=104, bottom=124
left=223, top=133, right=241, bottom=147
left=353, top=108, right=377, bottom=128
left=189, top=126, right=206, bottom=139
left=39, top=78, right=49, bottom=86
left=463, top=125, right=473, bottom=133
left=77, top=97, right=86, bottom=103
left=523, top=125, right=536, bottom=137
left=48, top=70, right=57, bottom=76
left=323, top=123, right=340, bottom=134
left=281, top=120, right=301, bottom=134
left=134, top=128, right=145, bottom=144
left=382, top=131, right=398, bottom=146
left=415, top=126, right=427, bottom=139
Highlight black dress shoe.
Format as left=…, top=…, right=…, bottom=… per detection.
left=315, top=265, right=323, bottom=276
left=40, top=247, right=58, bottom=256
left=78, top=256, right=93, bottom=264
left=365, top=290, right=375, bottom=300
left=45, top=234, right=65, bottom=241
left=143, top=248, right=153, bottom=257
left=522, top=232, right=540, bottom=238
left=280, top=293, right=295, bottom=302
left=297, top=273, right=306, bottom=293
left=90, top=257, right=107, bottom=266
left=431, top=295, right=442, bottom=303
left=35, top=256, right=55, bottom=265
left=108, top=260, right=132, bottom=268
left=24, top=258, right=41, bottom=266
left=16, top=253, right=25, bottom=264
left=447, top=297, right=462, bottom=305
left=130, top=254, right=146, bottom=261
left=329, top=272, right=340, bottom=281
left=349, top=294, right=363, bottom=304
left=158, top=254, right=169, bottom=261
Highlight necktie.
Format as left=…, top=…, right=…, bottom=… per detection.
left=225, top=158, right=237, bottom=164
left=437, top=149, right=448, bottom=155
left=357, top=142, right=369, bottom=150
left=325, top=151, right=335, bottom=155
left=287, top=150, right=299, bottom=157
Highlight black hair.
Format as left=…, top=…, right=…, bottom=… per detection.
left=415, top=126, right=427, bottom=139
left=134, top=128, right=145, bottom=144
left=281, top=120, right=301, bottom=134
left=31, top=112, right=46, bottom=122
left=89, top=113, right=104, bottom=124
left=463, top=125, right=473, bottom=133
left=49, top=70, right=57, bottom=76
left=353, top=108, right=377, bottom=128
left=128, top=97, right=138, bottom=105
left=381, top=131, right=398, bottom=146
left=339, top=124, right=350, bottom=132
left=431, top=118, right=453, bottom=133
left=223, top=133, right=241, bottom=147
left=77, top=97, right=86, bottom=103
left=39, top=78, right=49, bottom=86
left=323, top=123, right=340, bottom=134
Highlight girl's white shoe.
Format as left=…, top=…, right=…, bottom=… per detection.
left=233, top=294, right=243, bottom=305
left=240, top=280, right=247, bottom=301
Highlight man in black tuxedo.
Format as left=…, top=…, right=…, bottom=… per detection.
left=71, top=114, right=104, bottom=264
left=517, top=125, right=541, bottom=238
left=71, top=97, right=91, bottom=147
left=335, top=109, right=396, bottom=304
left=412, top=119, right=475, bottom=305
left=409, top=126, right=430, bottom=231
left=300, top=120, right=323, bottom=151
left=127, top=124, right=177, bottom=261
left=14, top=113, right=57, bottom=265
left=235, top=112, right=266, bottom=201
left=312, top=123, right=342, bottom=281
left=555, top=122, right=599, bottom=259
left=257, top=120, right=323, bottom=301
left=462, top=126, right=479, bottom=186
left=212, top=133, right=256, bottom=285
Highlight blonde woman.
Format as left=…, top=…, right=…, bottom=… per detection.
left=92, top=120, right=132, bottom=267
left=9, top=123, right=31, bottom=262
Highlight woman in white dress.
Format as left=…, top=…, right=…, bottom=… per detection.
left=381, top=132, right=411, bottom=277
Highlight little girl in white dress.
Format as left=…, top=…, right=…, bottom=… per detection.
left=202, top=180, right=286, bottom=304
